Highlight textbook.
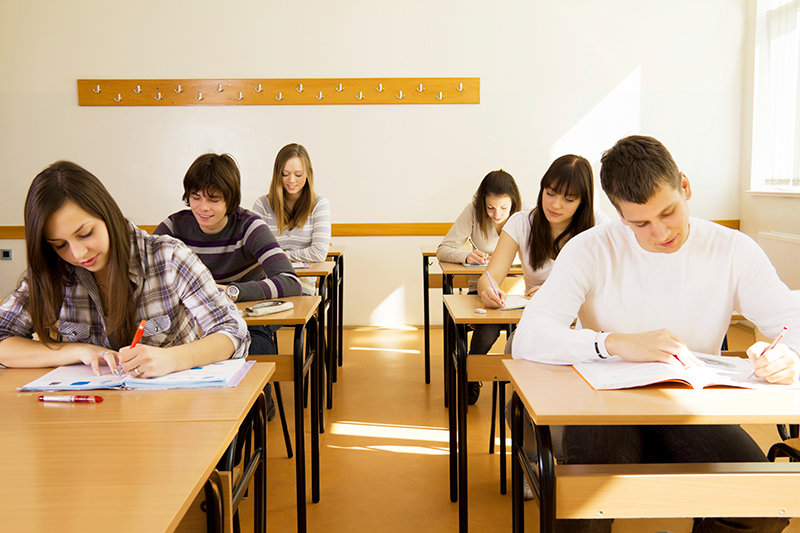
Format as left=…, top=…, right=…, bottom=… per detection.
left=501, top=295, right=530, bottom=311
left=292, top=261, right=309, bottom=269
left=573, top=352, right=799, bottom=390
left=19, top=358, right=253, bottom=392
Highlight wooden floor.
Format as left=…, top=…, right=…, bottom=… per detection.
left=234, top=324, right=799, bottom=533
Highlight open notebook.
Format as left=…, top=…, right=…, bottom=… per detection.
left=573, top=352, right=799, bottom=390
left=19, top=358, right=253, bottom=391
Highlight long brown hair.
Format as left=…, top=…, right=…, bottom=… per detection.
left=267, top=143, right=315, bottom=234
left=526, top=155, right=596, bottom=270
left=472, top=169, right=522, bottom=238
left=23, top=161, right=136, bottom=348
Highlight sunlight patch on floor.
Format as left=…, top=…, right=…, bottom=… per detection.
left=330, top=421, right=449, bottom=442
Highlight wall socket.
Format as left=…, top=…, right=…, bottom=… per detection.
left=1, top=249, right=12, bottom=260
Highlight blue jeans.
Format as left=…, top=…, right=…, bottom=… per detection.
left=248, top=325, right=279, bottom=355
left=554, top=425, right=790, bottom=533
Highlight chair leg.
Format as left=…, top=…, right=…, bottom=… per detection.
left=489, top=381, right=498, bottom=454
left=500, top=381, right=507, bottom=495
left=274, top=382, right=294, bottom=459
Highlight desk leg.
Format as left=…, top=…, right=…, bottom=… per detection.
left=252, top=391, right=268, bottom=533
left=535, top=422, right=555, bottom=533
left=293, top=323, right=308, bottom=533
left=204, top=470, right=225, bottom=533
left=330, top=268, right=339, bottom=384
left=447, top=307, right=458, bottom=503
left=423, top=254, right=431, bottom=384
left=511, top=392, right=524, bottom=533
left=456, top=323, right=469, bottom=533
left=326, top=274, right=335, bottom=409
left=443, top=273, right=453, bottom=407
left=310, top=315, right=321, bottom=503
left=337, top=255, right=344, bottom=368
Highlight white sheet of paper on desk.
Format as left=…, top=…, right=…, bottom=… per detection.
left=18, top=358, right=252, bottom=391
left=292, top=261, right=309, bottom=268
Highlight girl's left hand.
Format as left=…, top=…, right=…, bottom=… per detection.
left=524, top=285, right=543, bottom=297
left=117, top=345, right=176, bottom=379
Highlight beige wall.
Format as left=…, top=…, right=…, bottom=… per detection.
left=0, top=0, right=749, bottom=325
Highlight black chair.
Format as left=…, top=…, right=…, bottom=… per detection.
left=768, top=424, right=800, bottom=462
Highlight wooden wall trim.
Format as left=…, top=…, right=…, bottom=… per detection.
left=0, top=220, right=740, bottom=239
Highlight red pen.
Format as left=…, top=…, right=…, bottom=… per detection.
left=749, top=326, right=788, bottom=378
left=38, top=395, right=104, bottom=403
left=130, top=319, right=146, bottom=348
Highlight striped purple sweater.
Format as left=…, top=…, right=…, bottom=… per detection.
left=154, top=207, right=301, bottom=301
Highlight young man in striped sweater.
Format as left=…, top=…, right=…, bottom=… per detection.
left=155, top=153, right=302, bottom=420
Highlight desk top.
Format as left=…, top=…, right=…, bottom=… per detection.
left=439, top=260, right=524, bottom=276
left=443, top=294, right=524, bottom=325
left=504, top=359, right=800, bottom=426
left=421, top=244, right=437, bottom=256
left=0, top=362, right=274, bottom=426
left=238, top=295, right=320, bottom=326
left=295, top=261, right=335, bottom=276
left=0, top=419, right=238, bottom=533
left=327, top=245, right=346, bottom=256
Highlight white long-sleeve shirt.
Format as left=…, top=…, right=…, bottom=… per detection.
left=513, top=217, right=800, bottom=365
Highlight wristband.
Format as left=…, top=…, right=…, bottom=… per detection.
left=595, top=331, right=607, bottom=359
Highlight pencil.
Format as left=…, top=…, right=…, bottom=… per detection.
left=486, top=271, right=504, bottom=309
left=130, top=319, right=146, bottom=348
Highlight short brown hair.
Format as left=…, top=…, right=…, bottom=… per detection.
left=182, top=153, right=241, bottom=216
left=600, top=135, right=681, bottom=207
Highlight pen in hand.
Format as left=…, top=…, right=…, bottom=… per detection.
left=749, top=326, right=788, bottom=379
left=130, top=319, right=146, bottom=348
left=485, top=271, right=504, bottom=309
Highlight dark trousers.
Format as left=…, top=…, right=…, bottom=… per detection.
left=554, top=424, right=790, bottom=533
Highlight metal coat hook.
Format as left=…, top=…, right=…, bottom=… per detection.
left=336, top=83, right=344, bottom=92
left=437, top=91, right=444, bottom=101
left=133, top=85, right=142, bottom=94
left=396, top=90, right=404, bottom=100
left=316, top=91, right=324, bottom=100
left=417, top=83, right=424, bottom=93
left=457, top=83, right=464, bottom=92
left=154, top=92, right=163, bottom=101
left=255, top=84, right=263, bottom=93
left=93, top=85, right=101, bottom=94
left=216, top=84, right=224, bottom=93
left=356, top=91, right=364, bottom=101
left=376, top=83, right=385, bottom=92
left=276, top=92, right=284, bottom=101
left=174, top=85, right=183, bottom=94
left=296, top=83, right=304, bottom=93
left=195, top=92, right=204, bottom=101
left=113, top=93, right=122, bottom=102
left=236, top=91, right=244, bottom=101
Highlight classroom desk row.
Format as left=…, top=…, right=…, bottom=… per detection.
left=440, top=291, right=800, bottom=533
left=0, top=362, right=275, bottom=533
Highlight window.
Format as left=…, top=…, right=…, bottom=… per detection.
left=751, top=0, right=800, bottom=192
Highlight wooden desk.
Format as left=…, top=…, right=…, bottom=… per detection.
left=0, top=362, right=274, bottom=533
left=295, top=261, right=337, bottom=410
left=443, top=294, right=524, bottom=531
left=239, top=295, right=322, bottom=533
left=327, top=245, right=346, bottom=372
left=504, top=359, right=800, bottom=532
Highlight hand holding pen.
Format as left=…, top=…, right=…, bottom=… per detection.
left=466, top=236, right=489, bottom=265
left=481, top=271, right=506, bottom=309
left=118, top=320, right=148, bottom=378
left=747, top=326, right=800, bottom=384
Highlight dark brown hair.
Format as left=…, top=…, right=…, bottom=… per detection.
left=182, top=153, right=241, bottom=216
left=600, top=135, right=681, bottom=208
left=526, top=155, right=596, bottom=269
left=472, top=169, right=522, bottom=238
left=267, top=143, right=315, bottom=234
left=23, top=161, right=136, bottom=348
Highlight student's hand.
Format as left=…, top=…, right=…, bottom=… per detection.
left=524, top=285, right=542, bottom=298
left=605, top=330, right=703, bottom=368
left=78, top=348, right=120, bottom=377
left=216, top=283, right=226, bottom=292
left=747, top=342, right=800, bottom=384
left=480, top=286, right=507, bottom=308
left=117, top=345, right=175, bottom=379
left=466, top=250, right=489, bottom=265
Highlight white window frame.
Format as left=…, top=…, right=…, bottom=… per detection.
left=749, top=0, right=800, bottom=194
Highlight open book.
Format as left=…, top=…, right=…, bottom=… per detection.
left=573, top=352, right=799, bottom=390
left=19, top=358, right=252, bottom=392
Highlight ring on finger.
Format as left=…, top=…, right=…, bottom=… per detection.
left=134, top=367, right=141, bottom=376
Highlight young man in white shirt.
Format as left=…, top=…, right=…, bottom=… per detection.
left=513, top=135, right=800, bottom=533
